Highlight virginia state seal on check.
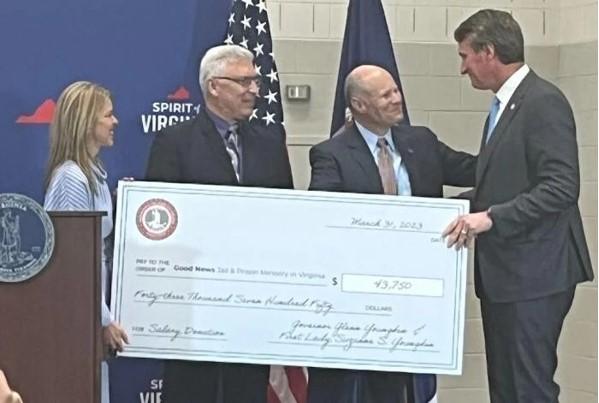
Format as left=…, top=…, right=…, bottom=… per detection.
left=136, top=198, right=178, bottom=241
left=0, top=193, right=55, bottom=282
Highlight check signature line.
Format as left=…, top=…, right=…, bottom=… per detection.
left=269, top=340, right=440, bottom=353
left=133, top=300, right=391, bottom=317
left=136, top=274, right=327, bottom=287
left=327, top=225, right=438, bottom=235
left=132, top=333, right=227, bottom=342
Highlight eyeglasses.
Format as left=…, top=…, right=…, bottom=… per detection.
left=213, top=76, right=262, bottom=88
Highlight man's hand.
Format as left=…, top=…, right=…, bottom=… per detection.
left=103, top=321, right=130, bottom=353
left=443, top=211, right=493, bottom=250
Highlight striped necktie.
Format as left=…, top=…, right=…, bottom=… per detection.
left=225, top=125, right=240, bottom=180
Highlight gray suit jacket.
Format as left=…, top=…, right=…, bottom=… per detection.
left=471, top=70, right=593, bottom=302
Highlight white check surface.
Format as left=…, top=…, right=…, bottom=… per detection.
left=112, top=181, right=469, bottom=375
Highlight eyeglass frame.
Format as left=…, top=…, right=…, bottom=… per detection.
left=212, top=75, right=262, bottom=88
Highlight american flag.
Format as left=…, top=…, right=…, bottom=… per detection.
left=225, top=0, right=285, bottom=137
left=268, top=366, right=308, bottom=403
left=225, top=2, right=307, bottom=403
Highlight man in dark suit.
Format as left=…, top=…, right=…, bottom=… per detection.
left=308, top=64, right=476, bottom=403
left=444, top=10, right=594, bottom=403
left=146, top=44, right=293, bottom=403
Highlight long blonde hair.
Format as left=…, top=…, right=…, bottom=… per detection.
left=45, top=81, right=111, bottom=195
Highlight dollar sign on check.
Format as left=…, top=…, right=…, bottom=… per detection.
left=331, top=277, right=338, bottom=286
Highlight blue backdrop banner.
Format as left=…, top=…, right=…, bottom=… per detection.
left=1, top=0, right=229, bottom=201
left=2, top=1, right=231, bottom=401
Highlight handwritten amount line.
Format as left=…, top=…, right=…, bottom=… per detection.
left=327, top=225, right=439, bottom=235
left=133, top=300, right=391, bottom=317
left=269, top=340, right=440, bottom=353
left=136, top=274, right=327, bottom=287
left=133, top=333, right=227, bottom=342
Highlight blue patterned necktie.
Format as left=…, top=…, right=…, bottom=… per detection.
left=485, top=96, right=501, bottom=144
left=225, top=125, right=240, bottom=180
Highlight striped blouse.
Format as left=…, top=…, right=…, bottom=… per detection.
left=44, top=160, right=113, bottom=326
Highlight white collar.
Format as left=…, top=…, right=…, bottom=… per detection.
left=355, top=121, right=394, bottom=154
left=495, top=64, right=530, bottom=105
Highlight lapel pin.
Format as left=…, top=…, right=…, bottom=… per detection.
left=510, top=103, right=515, bottom=110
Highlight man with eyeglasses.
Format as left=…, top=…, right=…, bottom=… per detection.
left=146, top=44, right=293, bottom=403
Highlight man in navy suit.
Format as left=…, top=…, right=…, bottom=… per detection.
left=308, top=64, right=476, bottom=403
left=444, top=10, right=594, bottom=403
left=146, top=44, right=293, bottom=403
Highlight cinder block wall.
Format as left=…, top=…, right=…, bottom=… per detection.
left=554, top=2, right=598, bottom=402
left=270, top=0, right=598, bottom=402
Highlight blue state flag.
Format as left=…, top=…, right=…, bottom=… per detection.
left=330, top=0, right=410, bottom=135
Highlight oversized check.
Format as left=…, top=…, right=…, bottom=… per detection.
left=112, top=181, right=469, bottom=375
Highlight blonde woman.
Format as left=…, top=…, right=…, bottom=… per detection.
left=43, top=81, right=129, bottom=403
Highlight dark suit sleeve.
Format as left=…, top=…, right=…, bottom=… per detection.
left=277, top=136, right=294, bottom=189
left=437, top=141, right=477, bottom=187
left=308, top=144, right=343, bottom=191
left=489, top=92, right=580, bottom=239
left=457, top=188, right=476, bottom=202
left=145, top=129, right=180, bottom=182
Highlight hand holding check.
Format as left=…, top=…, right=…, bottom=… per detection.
left=111, top=181, right=470, bottom=375
left=443, top=211, right=493, bottom=250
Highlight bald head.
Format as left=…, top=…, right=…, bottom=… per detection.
left=344, top=65, right=383, bottom=101
left=343, top=65, right=404, bottom=135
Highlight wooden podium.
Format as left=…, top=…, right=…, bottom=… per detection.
left=0, top=212, right=105, bottom=403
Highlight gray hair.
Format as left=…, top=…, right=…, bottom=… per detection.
left=344, top=71, right=367, bottom=111
left=199, top=44, right=254, bottom=97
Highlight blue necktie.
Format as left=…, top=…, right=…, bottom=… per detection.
left=485, top=96, right=501, bottom=144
